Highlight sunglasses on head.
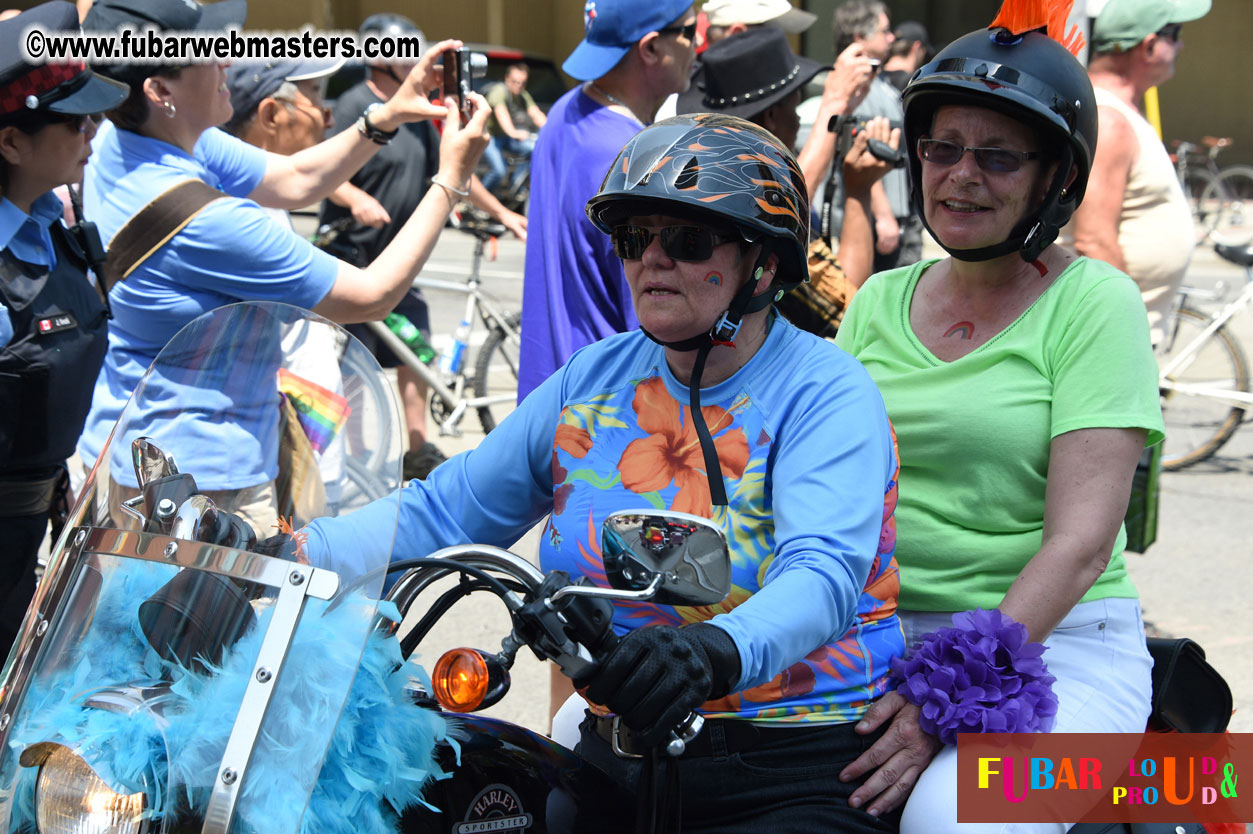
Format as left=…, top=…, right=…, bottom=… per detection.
left=657, top=20, right=698, bottom=41
left=611, top=224, right=740, bottom=261
left=917, top=137, right=1040, bottom=173
left=1156, top=23, right=1183, bottom=42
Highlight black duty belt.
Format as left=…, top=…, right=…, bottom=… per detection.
left=591, top=714, right=801, bottom=759
left=0, top=470, right=62, bottom=517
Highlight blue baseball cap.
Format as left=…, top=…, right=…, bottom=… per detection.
left=562, top=0, right=694, bottom=81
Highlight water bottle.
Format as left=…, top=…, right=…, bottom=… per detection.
left=440, top=318, right=471, bottom=374
left=384, top=313, right=436, bottom=365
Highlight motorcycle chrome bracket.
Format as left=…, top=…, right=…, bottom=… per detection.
left=0, top=524, right=339, bottom=834
left=202, top=561, right=338, bottom=834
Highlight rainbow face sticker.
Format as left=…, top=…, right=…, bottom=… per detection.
left=706, top=272, right=723, bottom=285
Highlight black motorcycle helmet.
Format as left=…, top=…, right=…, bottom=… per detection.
left=901, top=25, right=1097, bottom=263
left=586, top=113, right=810, bottom=327
left=359, top=13, right=422, bottom=78
left=359, top=12, right=421, bottom=38
left=586, top=114, right=810, bottom=507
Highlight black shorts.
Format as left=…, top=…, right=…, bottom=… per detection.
left=345, top=286, right=430, bottom=369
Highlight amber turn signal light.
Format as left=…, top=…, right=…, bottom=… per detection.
left=432, top=648, right=510, bottom=713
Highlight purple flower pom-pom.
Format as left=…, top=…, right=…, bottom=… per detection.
left=889, top=608, right=1058, bottom=745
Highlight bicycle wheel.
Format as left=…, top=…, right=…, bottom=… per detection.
left=336, top=456, right=394, bottom=513
left=473, top=311, right=522, bottom=434
left=1159, top=306, right=1249, bottom=470
left=1207, top=164, right=1253, bottom=247
left=1183, top=168, right=1220, bottom=244
left=340, top=346, right=395, bottom=473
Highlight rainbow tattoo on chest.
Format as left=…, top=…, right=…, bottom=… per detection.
left=943, top=321, right=975, bottom=340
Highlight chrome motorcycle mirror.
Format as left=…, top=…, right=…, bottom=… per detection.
left=598, top=510, right=731, bottom=607
left=121, top=437, right=182, bottom=526
left=132, top=436, right=179, bottom=488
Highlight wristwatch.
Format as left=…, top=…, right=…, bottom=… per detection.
left=357, top=102, right=398, bottom=146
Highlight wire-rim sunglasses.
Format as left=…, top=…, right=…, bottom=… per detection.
left=917, top=137, right=1041, bottom=173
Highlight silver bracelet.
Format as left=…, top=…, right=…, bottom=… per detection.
left=430, top=175, right=470, bottom=197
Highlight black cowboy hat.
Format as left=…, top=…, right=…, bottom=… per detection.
left=0, top=1, right=130, bottom=121
left=676, top=26, right=824, bottom=121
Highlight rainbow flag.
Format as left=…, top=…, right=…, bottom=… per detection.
left=277, top=368, right=351, bottom=453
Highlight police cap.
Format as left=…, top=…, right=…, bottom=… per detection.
left=0, top=1, right=130, bottom=122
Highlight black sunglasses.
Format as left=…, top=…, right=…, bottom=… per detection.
left=1156, top=23, right=1183, bottom=42
left=35, top=111, right=103, bottom=134
left=656, top=20, right=698, bottom=41
left=918, top=138, right=1041, bottom=173
left=611, top=224, right=739, bottom=261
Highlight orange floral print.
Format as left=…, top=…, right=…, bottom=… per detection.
left=617, top=377, right=748, bottom=514
left=555, top=424, right=593, bottom=458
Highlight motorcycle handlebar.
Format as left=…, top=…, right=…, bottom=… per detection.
left=387, top=547, right=706, bottom=756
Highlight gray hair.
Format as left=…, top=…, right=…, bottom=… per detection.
left=833, top=0, right=888, bottom=55
left=224, top=80, right=300, bottom=137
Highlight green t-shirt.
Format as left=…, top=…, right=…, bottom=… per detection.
left=486, top=83, right=537, bottom=138
left=835, top=257, right=1165, bottom=611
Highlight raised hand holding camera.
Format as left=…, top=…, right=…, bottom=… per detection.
left=441, top=47, right=487, bottom=124
left=433, top=88, right=492, bottom=199
left=379, top=38, right=465, bottom=125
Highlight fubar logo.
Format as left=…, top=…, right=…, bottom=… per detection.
left=957, top=733, right=1250, bottom=825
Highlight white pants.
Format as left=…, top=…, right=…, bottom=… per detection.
left=898, top=598, right=1153, bottom=834
left=550, top=690, right=586, bottom=751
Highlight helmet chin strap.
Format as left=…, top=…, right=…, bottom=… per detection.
left=637, top=249, right=773, bottom=507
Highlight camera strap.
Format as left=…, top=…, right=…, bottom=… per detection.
left=820, top=115, right=851, bottom=245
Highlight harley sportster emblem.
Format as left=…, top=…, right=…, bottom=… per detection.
left=453, top=784, right=533, bottom=833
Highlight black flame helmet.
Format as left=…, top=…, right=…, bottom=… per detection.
left=902, top=27, right=1098, bottom=261
left=586, top=113, right=810, bottom=298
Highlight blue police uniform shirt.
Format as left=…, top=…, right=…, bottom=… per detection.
left=77, top=122, right=340, bottom=489
left=1, top=192, right=66, bottom=348
left=0, top=192, right=64, bottom=268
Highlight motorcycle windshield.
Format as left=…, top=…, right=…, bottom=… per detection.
left=0, top=302, right=404, bottom=834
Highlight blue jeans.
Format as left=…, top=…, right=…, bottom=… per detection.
left=480, top=134, right=535, bottom=193
left=574, top=713, right=898, bottom=833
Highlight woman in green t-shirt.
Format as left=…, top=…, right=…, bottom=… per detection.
left=830, top=9, right=1164, bottom=833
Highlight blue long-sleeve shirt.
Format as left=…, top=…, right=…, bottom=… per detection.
left=307, top=318, right=904, bottom=722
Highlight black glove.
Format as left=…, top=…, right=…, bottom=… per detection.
left=576, top=624, right=741, bottom=747
left=254, top=530, right=304, bottom=562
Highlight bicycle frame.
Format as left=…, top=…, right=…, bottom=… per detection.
left=1160, top=280, right=1253, bottom=408
left=365, top=267, right=521, bottom=437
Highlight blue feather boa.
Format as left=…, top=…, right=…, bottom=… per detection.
left=3, top=560, right=454, bottom=834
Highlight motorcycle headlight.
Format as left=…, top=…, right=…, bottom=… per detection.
left=33, top=744, right=147, bottom=834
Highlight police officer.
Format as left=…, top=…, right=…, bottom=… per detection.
left=0, top=2, right=129, bottom=656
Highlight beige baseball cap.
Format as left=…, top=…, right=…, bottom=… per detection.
left=702, top=0, right=817, bottom=34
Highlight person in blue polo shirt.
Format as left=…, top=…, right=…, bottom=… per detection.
left=0, top=1, right=130, bottom=656
left=73, top=0, right=489, bottom=523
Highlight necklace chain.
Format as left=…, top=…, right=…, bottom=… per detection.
left=588, top=82, right=642, bottom=124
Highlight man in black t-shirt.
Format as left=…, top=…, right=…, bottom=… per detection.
left=319, top=13, right=526, bottom=480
